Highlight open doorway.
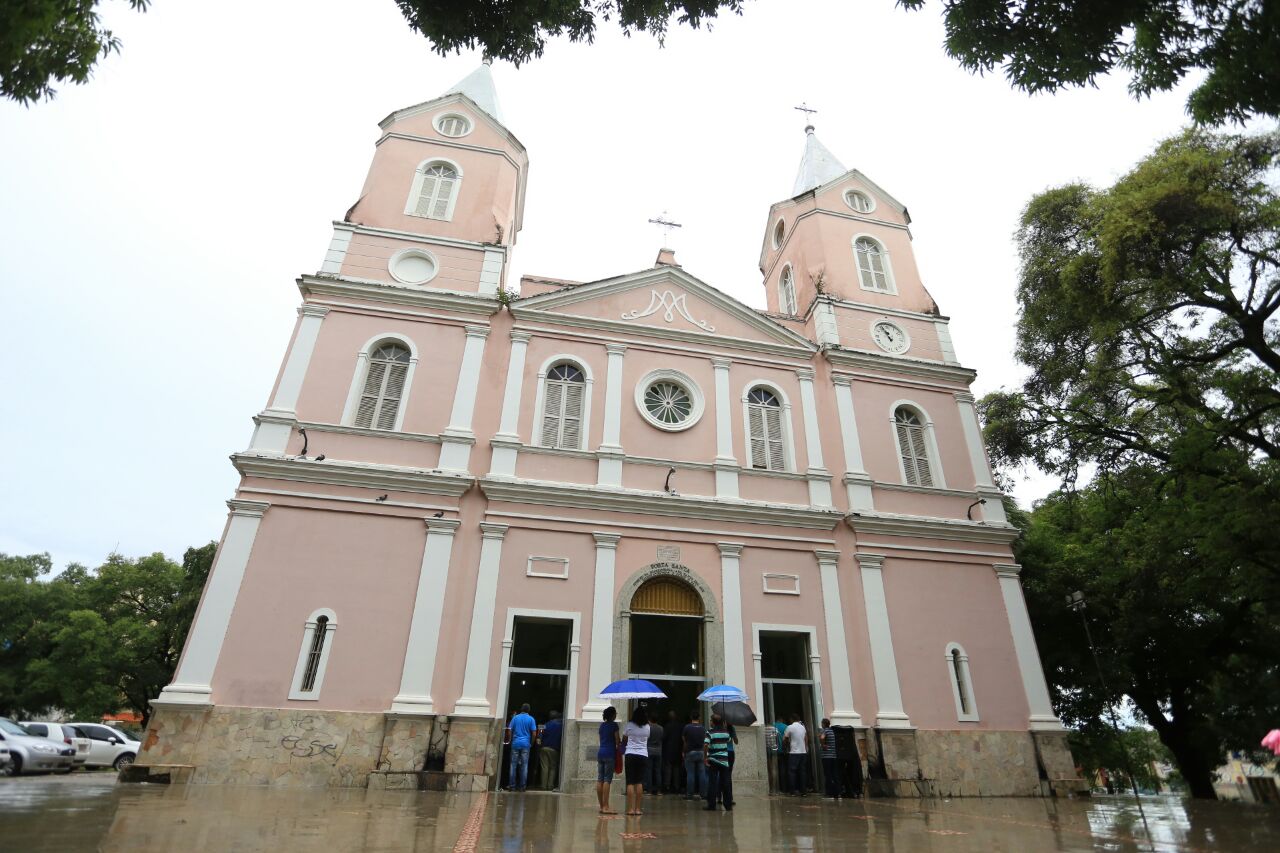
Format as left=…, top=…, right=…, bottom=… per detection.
left=628, top=577, right=705, bottom=725
left=500, top=617, right=571, bottom=790
left=760, top=631, right=820, bottom=793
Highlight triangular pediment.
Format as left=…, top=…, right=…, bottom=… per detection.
left=512, top=267, right=816, bottom=354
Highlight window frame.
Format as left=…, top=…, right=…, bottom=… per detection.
left=772, top=219, right=786, bottom=250
left=740, top=380, right=797, bottom=472
left=432, top=112, right=473, bottom=138
left=634, top=369, right=705, bottom=432
left=889, top=401, right=946, bottom=489
left=388, top=248, right=440, bottom=286
left=945, top=642, right=979, bottom=722
left=852, top=233, right=897, bottom=294
left=404, top=157, right=464, bottom=222
left=289, top=608, right=338, bottom=701
left=341, top=334, right=419, bottom=432
left=530, top=355, right=594, bottom=450
left=779, top=264, right=798, bottom=315
left=844, top=189, right=876, bottom=214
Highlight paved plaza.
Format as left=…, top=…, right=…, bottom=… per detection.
left=2, top=773, right=1278, bottom=851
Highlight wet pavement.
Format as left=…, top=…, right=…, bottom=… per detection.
left=1, top=773, right=1278, bottom=851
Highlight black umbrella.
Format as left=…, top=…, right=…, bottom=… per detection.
left=712, top=700, right=757, bottom=726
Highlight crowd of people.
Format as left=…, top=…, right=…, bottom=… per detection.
left=504, top=704, right=865, bottom=812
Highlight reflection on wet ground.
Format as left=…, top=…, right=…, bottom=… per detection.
left=1, top=773, right=1278, bottom=851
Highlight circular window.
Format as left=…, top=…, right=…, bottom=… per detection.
left=634, top=370, right=704, bottom=432
left=845, top=190, right=875, bottom=214
left=772, top=219, right=785, bottom=249
left=388, top=248, right=439, bottom=285
left=434, top=113, right=472, bottom=138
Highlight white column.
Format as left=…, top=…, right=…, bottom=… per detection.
left=717, top=543, right=747, bottom=690
left=490, top=331, right=531, bottom=478
left=855, top=553, right=912, bottom=728
left=814, top=299, right=840, bottom=345
left=711, top=358, right=740, bottom=499
left=453, top=522, right=508, bottom=717
left=389, top=518, right=460, bottom=714
left=795, top=368, right=833, bottom=507
left=955, top=391, right=1007, bottom=523
left=816, top=550, right=862, bottom=727
left=439, top=325, right=490, bottom=472
left=251, top=305, right=329, bottom=453
left=935, top=319, right=959, bottom=364
left=995, top=564, right=1062, bottom=730
left=832, top=376, right=874, bottom=511
left=320, top=225, right=353, bottom=274
left=597, top=344, right=627, bottom=487
left=582, top=532, right=620, bottom=716
left=156, top=500, right=268, bottom=705
left=477, top=247, right=505, bottom=296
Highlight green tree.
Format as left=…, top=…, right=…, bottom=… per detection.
left=0, top=0, right=150, bottom=105
left=0, top=552, right=71, bottom=716
left=900, top=1, right=1280, bottom=124
left=394, top=1, right=744, bottom=66
left=1070, top=725, right=1175, bottom=792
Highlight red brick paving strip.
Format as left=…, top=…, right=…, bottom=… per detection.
left=451, top=792, right=489, bottom=853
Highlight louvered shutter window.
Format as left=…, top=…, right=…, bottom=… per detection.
left=354, top=343, right=412, bottom=430
left=894, top=407, right=934, bottom=486
left=414, top=163, right=458, bottom=220
left=856, top=238, right=890, bottom=291
left=747, top=387, right=786, bottom=471
left=780, top=267, right=797, bottom=315
left=540, top=363, right=585, bottom=449
left=300, top=616, right=330, bottom=693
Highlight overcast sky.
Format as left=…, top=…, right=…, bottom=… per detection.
left=0, top=1, right=1201, bottom=570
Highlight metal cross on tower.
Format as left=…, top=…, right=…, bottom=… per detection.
left=647, top=211, right=683, bottom=247
left=794, top=102, right=818, bottom=130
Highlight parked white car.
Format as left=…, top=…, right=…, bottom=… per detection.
left=66, top=722, right=141, bottom=770
left=21, top=722, right=90, bottom=768
left=0, top=737, right=9, bottom=771
left=0, top=717, right=75, bottom=775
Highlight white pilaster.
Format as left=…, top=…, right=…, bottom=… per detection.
left=439, top=325, right=489, bottom=472
left=156, top=500, right=269, bottom=706
left=477, top=247, right=505, bottom=296
left=711, top=358, right=740, bottom=499
left=955, top=391, right=1007, bottom=523
left=490, top=331, right=531, bottom=478
left=320, top=225, right=353, bottom=274
left=814, top=299, right=840, bottom=346
left=717, top=543, right=747, bottom=690
left=597, top=344, right=627, bottom=487
left=995, top=564, right=1062, bottom=730
left=816, top=550, right=862, bottom=726
left=795, top=368, right=833, bottom=507
left=251, top=305, right=329, bottom=454
left=832, top=376, right=874, bottom=511
left=935, top=319, right=959, bottom=364
left=453, top=522, right=509, bottom=717
left=389, top=518, right=460, bottom=714
left=856, top=553, right=912, bottom=728
left=582, top=532, right=620, bottom=716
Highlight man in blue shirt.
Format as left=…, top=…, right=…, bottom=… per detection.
left=507, top=704, right=537, bottom=791
left=538, top=710, right=563, bottom=790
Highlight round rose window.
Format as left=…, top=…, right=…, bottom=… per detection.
left=644, top=381, right=693, bottom=425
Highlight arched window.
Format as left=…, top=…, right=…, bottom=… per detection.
left=412, top=162, right=460, bottom=220
left=779, top=266, right=797, bottom=315
left=289, top=609, right=337, bottom=700
left=355, top=343, right=411, bottom=430
left=747, top=387, right=786, bottom=471
left=855, top=237, right=892, bottom=292
left=539, top=362, right=586, bottom=449
left=894, top=406, right=934, bottom=486
left=946, top=643, right=978, bottom=721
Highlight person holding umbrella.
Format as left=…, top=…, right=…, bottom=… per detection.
left=594, top=679, right=667, bottom=816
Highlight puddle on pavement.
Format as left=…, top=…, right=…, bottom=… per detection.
left=1, top=774, right=1278, bottom=851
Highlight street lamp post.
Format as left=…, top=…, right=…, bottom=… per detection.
left=1066, top=590, right=1154, bottom=848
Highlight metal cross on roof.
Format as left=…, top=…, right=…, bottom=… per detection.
left=795, top=102, right=818, bottom=129
left=647, top=211, right=683, bottom=247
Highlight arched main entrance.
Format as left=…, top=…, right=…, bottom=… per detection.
left=626, top=574, right=707, bottom=723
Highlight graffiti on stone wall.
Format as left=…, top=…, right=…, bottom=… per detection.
left=280, top=735, right=339, bottom=760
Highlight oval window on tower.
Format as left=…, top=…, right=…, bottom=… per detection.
left=845, top=190, right=875, bottom=213
left=434, top=113, right=472, bottom=138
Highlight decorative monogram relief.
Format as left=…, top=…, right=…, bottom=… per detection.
left=621, top=289, right=716, bottom=332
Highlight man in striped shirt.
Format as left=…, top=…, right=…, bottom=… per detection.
left=702, top=713, right=734, bottom=811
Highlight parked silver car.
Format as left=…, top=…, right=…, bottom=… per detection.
left=66, top=722, right=141, bottom=770
left=0, top=737, right=10, bottom=771
left=20, top=722, right=90, bottom=768
left=0, top=718, right=75, bottom=775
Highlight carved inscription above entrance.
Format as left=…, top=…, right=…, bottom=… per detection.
left=656, top=544, right=681, bottom=562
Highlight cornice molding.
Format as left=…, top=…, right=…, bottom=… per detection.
left=298, top=275, right=501, bottom=317
left=233, top=453, right=474, bottom=497
left=844, top=512, right=1019, bottom=544
left=227, top=499, right=270, bottom=519
left=480, top=477, right=841, bottom=530
left=825, top=347, right=977, bottom=385
left=295, top=421, right=443, bottom=445
left=330, top=221, right=510, bottom=257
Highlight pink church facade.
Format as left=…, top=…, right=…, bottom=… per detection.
left=132, top=64, right=1081, bottom=796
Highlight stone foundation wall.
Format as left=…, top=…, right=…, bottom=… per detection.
left=915, top=730, right=1044, bottom=797
left=134, top=705, right=434, bottom=787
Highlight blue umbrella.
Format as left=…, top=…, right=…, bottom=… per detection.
left=598, top=679, right=667, bottom=700
left=698, top=684, right=749, bottom=703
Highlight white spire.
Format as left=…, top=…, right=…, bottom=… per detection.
left=791, top=125, right=847, bottom=196
left=442, top=60, right=504, bottom=123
